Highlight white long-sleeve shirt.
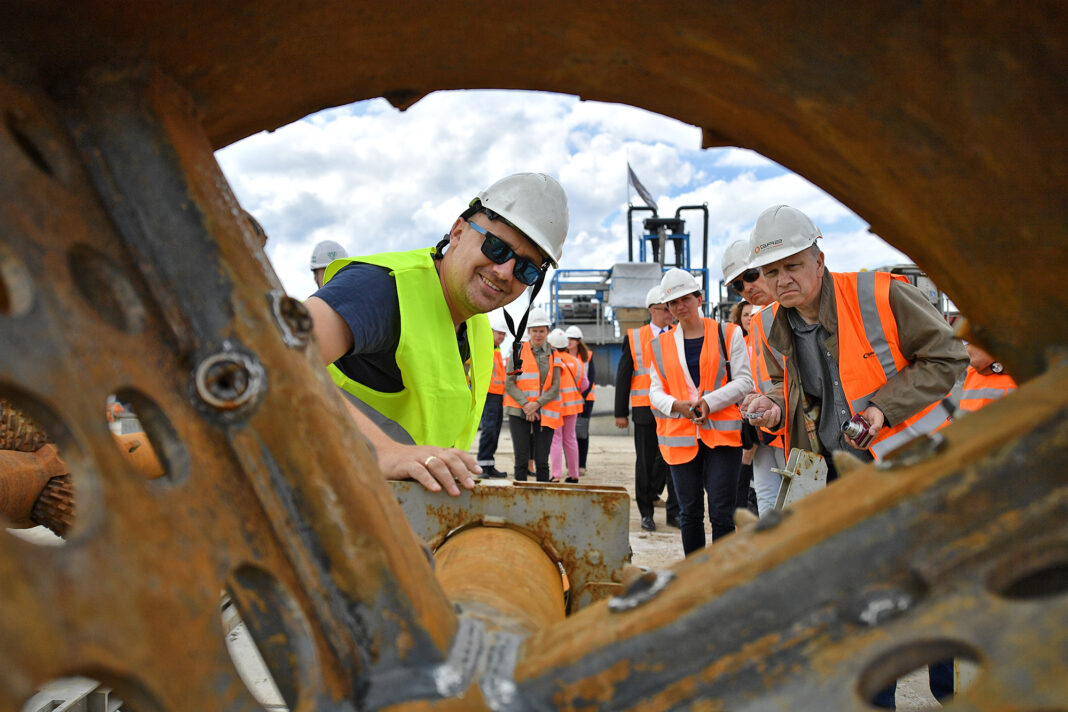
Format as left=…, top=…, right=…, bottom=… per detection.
left=648, top=321, right=753, bottom=417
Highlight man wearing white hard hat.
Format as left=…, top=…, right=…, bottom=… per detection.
left=721, top=239, right=787, bottom=516
left=307, top=173, right=569, bottom=495
left=742, top=205, right=966, bottom=478
left=475, top=315, right=510, bottom=478
left=615, top=284, right=680, bottom=531
left=310, top=240, right=348, bottom=288
left=503, top=307, right=563, bottom=482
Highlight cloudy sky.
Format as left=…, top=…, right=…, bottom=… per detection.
left=216, top=89, right=908, bottom=314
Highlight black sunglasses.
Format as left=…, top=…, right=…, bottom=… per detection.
left=730, top=268, right=761, bottom=293
left=466, top=219, right=545, bottom=286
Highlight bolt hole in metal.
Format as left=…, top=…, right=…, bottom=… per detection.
left=0, top=247, right=35, bottom=317
left=107, top=389, right=190, bottom=485
left=988, top=541, right=1068, bottom=600
left=857, top=639, right=980, bottom=708
left=67, top=244, right=146, bottom=334
left=1, top=389, right=97, bottom=547
left=223, top=564, right=320, bottom=711
left=194, top=349, right=265, bottom=411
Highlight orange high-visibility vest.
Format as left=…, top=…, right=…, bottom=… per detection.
left=579, top=349, right=596, bottom=402
left=503, top=342, right=560, bottom=429
left=778, top=272, right=953, bottom=459
left=551, top=352, right=585, bottom=416
left=749, top=304, right=785, bottom=449
left=649, top=318, right=743, bottom=465
left=958, top=366, right=1016, bottom=412
left=488, top=349, right=506, bottom=395
left=627, top=325, right=654, bottom=409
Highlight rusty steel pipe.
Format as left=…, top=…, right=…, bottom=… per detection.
left=434, top=526, right=566, bottom=635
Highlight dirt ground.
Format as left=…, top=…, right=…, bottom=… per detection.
left=484, top=427, right=944, bottom=711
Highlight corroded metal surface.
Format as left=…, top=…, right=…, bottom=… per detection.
left=0, top=2, right=1065, bottom=711
left=390, top=480, right=630, bottom=611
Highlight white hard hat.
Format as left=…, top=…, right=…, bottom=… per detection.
left=472, top=173, right=569, bottom=267
left=310, top=240, right=347, bottom=270
left=645, top=285, right=666, bottom=308
left=526, top=307, right=552, bottom=328
left=547, top=328, right=569, bottom=349
left=564, top=325, right=583, bottom=340
left=660, top=268, right=701, bottom=302
left=748, top=205, right=820, bottom=269
left=721, top=239, right=752, bottom=284
left=489, top=313, right=508, bottom=332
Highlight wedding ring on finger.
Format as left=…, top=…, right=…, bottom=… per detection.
left=424, top=455, right=439, bottom=467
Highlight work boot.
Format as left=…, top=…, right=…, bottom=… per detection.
left=482, top=466, right=507, bottom=479
left=666, top=515, right=681, bottom=529
left=641, top=516, right=656, bottom=532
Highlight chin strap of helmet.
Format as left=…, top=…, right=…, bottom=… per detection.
left=504, top=269, right=547, bottom=375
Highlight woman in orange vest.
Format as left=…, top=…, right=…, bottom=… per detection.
left=503, top=308, right=562, bottom=481
left=548, top=329, right=587, bottom=482
left=565, top=325, right=596, bottom=476
left=649, top=270, right=754, bottom=554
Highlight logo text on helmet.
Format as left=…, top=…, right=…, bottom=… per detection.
left=754, top=238, right=784, bottom=254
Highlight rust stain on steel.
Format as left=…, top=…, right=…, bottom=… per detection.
left=434, top=527, right=565, bottom=634
left=0, top=445, right=67, bottom=527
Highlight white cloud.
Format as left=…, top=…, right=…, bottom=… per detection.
left=216, top=89, right=912, bottom=300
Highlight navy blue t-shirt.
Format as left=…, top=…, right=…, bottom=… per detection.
left=684, top=337, right=704, bottom=388
left=313, top=262, right=470, bottom=393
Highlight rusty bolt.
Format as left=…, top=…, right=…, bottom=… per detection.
left=194, top=350, right=263, bottom=410
left=269, top=290, right=313, bottom=348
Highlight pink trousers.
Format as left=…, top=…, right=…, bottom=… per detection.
left=550, top=414, right=579, bottom=480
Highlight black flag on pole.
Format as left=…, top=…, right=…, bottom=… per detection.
left=627, top=162, right=658, bottom=213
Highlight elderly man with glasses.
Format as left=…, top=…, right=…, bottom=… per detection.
left=306, top=173, right=569, bottom=495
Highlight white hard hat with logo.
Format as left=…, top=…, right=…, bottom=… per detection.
left=645, top=285, right=666, bottom=308
left=472, top=173, right=569, bottom=267
left=564, top=325, right=583, bottom=340
left=547, top=328, right=569, bottom=349
left=748, top=205, right=821, bottom=270
left=526, top=307, right=552, bottom=328
left=721, top=239, right=752, bottom=284
left=310, top=240, right=347, bottom=270
left=660, top=268, right=702, bottom=302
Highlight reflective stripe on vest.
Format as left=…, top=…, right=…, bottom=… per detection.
left=628, top=326, right=653, bottom=409
left=552, top=352, right=585, bottom=416
left=650, top=319, right=743, bottom=465
left=323, top=249, right=492, bottom=449
left=488, top=349, right=506, bottom=395
left=958, top=367, right=1017, bottom=413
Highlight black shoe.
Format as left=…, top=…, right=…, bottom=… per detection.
left=666, top=516, right=681, bottom=528
left=641, top=516, right=656, bottom=532
left=481, top=467, right=507, bottom=479
left=565, top=476, right=579, bottom=483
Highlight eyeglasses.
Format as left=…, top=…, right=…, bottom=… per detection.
left=730, top=268, right=761, bottom=293
left=466, top=219, right=545, bottom=286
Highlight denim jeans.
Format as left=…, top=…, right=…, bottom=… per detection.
left=669, top=443, right=742, bottom=554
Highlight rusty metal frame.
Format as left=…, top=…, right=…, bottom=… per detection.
left=0, top=2, right=1065, bottom=710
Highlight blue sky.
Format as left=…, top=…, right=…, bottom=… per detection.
left=215, top=89, right=908, bottom=314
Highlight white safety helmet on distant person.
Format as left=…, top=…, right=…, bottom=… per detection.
left=547, top=328, right=569, bottom=349
left=309, top=240, right=347, bottom=270
left=660, top=268, right=702, bottom=302
left=489, top=313, right=508, bottom=333
left=721, top=239, right=753, bottom=284
left=645, top=285, right=666, bottom=308
left=526, top=307, right=552, bottom=328
left=564, top=325, right=583, bottom=340
left=470, top=173, right=569, bottom=267
left=748, top=205, right=821, bottom=270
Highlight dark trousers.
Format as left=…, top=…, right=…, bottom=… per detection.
left=508, top=415, right=553, bottom=482
left=736, top=462, right=757, bottom=514
left=577, top=400, right=593, bottom=468
left=669, top=443, right=742, bottom=554
left=476, top=393, right=503, bottom=466
left=634, top=419, right=678, bottom=519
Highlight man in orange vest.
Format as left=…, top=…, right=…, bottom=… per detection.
left=476, top=318, right=510, bottom=478
left=614, top=285, right=680, bottom=531
left=743, top=205, right=968, bottom=479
